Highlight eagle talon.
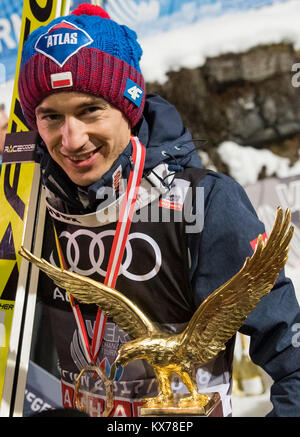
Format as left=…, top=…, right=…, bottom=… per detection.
left=178, top=393, right=209, bottom=409
left=143, top=393, right=174, bottom=408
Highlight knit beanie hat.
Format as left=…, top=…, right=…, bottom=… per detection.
left=18, top=3, right=145, bottom=129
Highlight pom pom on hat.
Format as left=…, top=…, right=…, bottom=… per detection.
left=71, top=3, right=111, bottom=19
left=18, top=5, right=145, bottom=128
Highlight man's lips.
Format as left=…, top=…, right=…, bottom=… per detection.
left=62, top=146, right=102, bottom=164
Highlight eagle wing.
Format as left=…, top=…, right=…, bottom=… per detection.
left=179, top=207, right=293, bottom=364
left=20, top=246, right=157, bottom=339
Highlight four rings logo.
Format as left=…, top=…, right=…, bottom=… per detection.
left=50, top=230, right=162, bottom=282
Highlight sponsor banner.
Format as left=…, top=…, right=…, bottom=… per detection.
left=0, top=0, right=21, bottom=84
left=23, top=361, right=62, bottom=417
left=61, top=380, right=145, bottom=417
left=245, top=175, right=300, bottom=301
left=2, top=131, right=39, bottom=164
left=102, top=0, right=289, bottom=38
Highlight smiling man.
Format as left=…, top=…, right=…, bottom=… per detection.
left=18, top=3, right=300, bottom=418
left=35, top=93, right=131, bottom=186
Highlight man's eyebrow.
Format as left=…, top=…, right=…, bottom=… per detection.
left=35, top=98, right=108, bottom=115
left=35, top=106, right=56, bottom=115
left=77, top=97, right=108, bottom=109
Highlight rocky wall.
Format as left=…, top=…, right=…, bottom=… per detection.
left=147, top=43, right=300, bottom=175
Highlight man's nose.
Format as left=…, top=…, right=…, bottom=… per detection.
left=60, top=116, right=89, bottom=152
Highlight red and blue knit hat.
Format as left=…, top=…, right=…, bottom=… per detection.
left=18, top=4, right=145, bottom=128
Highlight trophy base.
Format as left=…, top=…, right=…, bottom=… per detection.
left=140, top=392, right=222, bottom=417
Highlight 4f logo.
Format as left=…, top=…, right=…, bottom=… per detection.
left=124, top=79, right=143, bottom=107
left=127, top=86, right=142, bottom=101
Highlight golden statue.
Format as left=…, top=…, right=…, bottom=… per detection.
left=20, top=207, right=293, bottom=413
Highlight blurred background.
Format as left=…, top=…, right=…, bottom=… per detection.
left=1, top=0, right=300, bottom=417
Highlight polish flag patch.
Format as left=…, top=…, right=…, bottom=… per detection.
left=51, top=72, right=73, bottom=89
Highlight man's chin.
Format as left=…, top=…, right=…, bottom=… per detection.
left=67, top=171, right=105, bottom=187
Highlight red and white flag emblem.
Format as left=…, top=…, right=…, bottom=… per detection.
left=51, top=72, right=73, bottom=89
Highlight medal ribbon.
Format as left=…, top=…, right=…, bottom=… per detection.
left=53, top=136, right=146, bottom=365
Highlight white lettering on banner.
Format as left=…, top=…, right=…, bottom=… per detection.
left=83, top=398, right=102, bottom=417
left=63, top=387, right=72, bottom=408
left=11, top=13, right=21, bottom=43
left=0, top=18, right=16, bottom=51
left=113, top=404, right=127, bottom=417
left=50, top=230, right=162, bottom=281
left=4, top=143, right=35, bottom=153
left=276, top=180, right=300, bottom=212
left=103, top=322, right=130, bottom=343
left=62, top=381, right=135, bottom=417
left=119, top=381, right=131, bottom=396
left=69, top=322, right=130, bottom=374
left=53, top=287, right=66, bottom=301
left=257, top=203, right=300, bottom=268
left=24, top=390, right=52, bottom=413
left=134, top=380, right=144, bottom=394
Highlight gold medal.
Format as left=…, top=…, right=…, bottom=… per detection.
left=74, top=364, right=114, bottom=417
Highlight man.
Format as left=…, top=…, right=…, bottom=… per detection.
left=18, top=4, right=300, bottom=417
left=0, top=104, right=8, bottom=172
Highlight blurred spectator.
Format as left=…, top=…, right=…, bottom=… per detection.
left=0, top=104, right=8, bottom=172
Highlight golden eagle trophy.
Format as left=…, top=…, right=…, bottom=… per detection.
left=20, top=207, right=293, bottom=417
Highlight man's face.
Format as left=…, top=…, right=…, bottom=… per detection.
left=0, top=109, right=8, bottom=156
left=36, top=92, right=131, bottom=186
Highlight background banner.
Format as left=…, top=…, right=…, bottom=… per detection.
left=245, top=175, right=300, bottom=302
left=23, top=361, right=62, bottom=417
left=102, top=0, right=290, bottom=37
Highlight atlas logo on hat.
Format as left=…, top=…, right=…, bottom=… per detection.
left=34, top=20, right=93, bottom=67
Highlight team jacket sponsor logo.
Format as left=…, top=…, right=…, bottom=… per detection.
left=50, top=229, right=162, bottom=281
left=35, top=20, right=93, bottom=67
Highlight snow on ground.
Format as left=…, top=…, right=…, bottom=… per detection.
left=140, top=0, right=300, bottom=83
left=217, top=140, right=300, bottom=186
